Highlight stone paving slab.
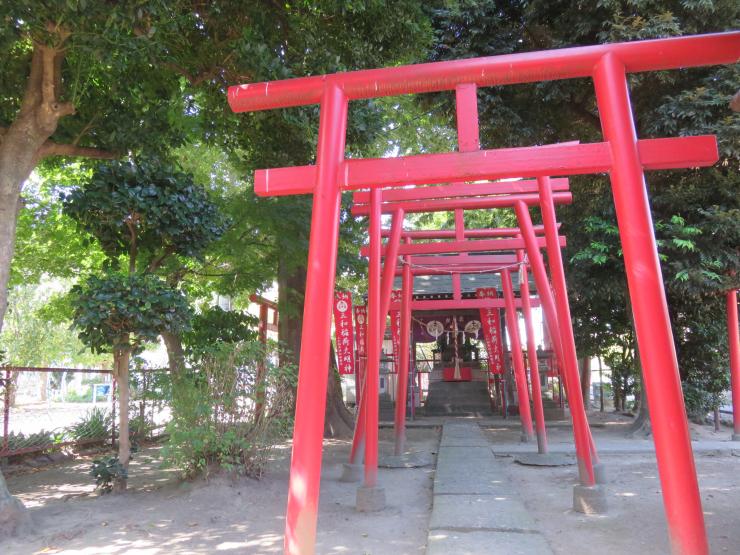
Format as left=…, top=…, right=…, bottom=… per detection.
left=427, top=530, right=554, bottom=555
left=435, top=447, right=498, bottom=470
left=429, top=494, right=538, bottom=532
left=434, top=469, right=514, bottom=496
left=426, top=420, right=554, bottom=555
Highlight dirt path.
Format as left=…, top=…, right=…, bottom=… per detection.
left=2, top=428, right=439, bottom=554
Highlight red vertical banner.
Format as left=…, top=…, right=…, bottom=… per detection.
left=353, top=304, right=367, bottom=358
left=333, top=291, right=355, bottom=375
left=477, top=287, right=505, bottom=375
left=390, top=290, right=402, bottom=373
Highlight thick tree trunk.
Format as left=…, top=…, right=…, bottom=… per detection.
left=324, top=342, right=354, bottom=438
left=113, top=346, right=131, bottom=492
left=161, top=331, right=185, bottom=375
left=627, top=389, right=651, bottom=437
left=277, top=256, right=352, bottom=437
left=277, top=257, right=306, bottom=366
left=0, top=32, right=117, bottom=528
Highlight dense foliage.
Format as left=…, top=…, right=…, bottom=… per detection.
left=70, top=273, right=190, bottom=354
left=62, top=159, right=228, bottom=268
left=163, top=341, right=296, bottom=477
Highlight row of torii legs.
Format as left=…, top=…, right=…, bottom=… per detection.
left=346, top=180, right=600, bottom=493
left=347, top=78, right=599, bottom=489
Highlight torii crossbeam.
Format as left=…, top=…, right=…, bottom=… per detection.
left=228, top=32, right=740, bottom=555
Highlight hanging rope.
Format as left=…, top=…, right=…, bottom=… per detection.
left=397, top=257, right=525, bottom=275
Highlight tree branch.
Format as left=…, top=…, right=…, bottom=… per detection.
left=125, top=216, right=138, bottom=275
left=41, top=44, right=57, bottom=107
left=146, top=245, right=176, bottom=273
left=37, top=141, right=118, bottom=160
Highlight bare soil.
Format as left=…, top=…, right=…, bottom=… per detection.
left=485, top=416, right=740, bottom=554
left=4, top=413, right=740, bottom=554
left=2, top=428, right=439, bottom=554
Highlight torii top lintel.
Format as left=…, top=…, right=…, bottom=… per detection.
left=228, top=33, right=738, bottom=112
left=229, top=32, right=737, bottom=198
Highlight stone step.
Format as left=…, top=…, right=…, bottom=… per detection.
left=424, top=380, right=493, bottom=416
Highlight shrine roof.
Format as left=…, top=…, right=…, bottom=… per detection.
left=392, top=272, right=533, bottom=297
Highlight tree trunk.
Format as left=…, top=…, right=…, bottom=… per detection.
left=0, top=33, right=118, bottom=525
left=0, top=470, right=30, bottom=538
left=324, top=342, right=354, bottom=438
left=113, top=346, right=131, bottom=492
left=627, top=352, right=651, bottom=437
left=162, top=331, right=185, bottom=375
left=579, top=357, right=591, bottom=410
left=277, top=257, right=306, bottom=366
left=39, top=372, right=48, bottom=402
left=277, top=256, right=352, bottom=437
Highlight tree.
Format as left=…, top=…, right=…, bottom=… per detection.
left=0, top=3, right=435, bottom=516
left=65, top=158, right=226, bottom=489
left=71, top=273, right=190, bottom=490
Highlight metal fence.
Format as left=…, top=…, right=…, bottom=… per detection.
left=1, top=366, right=170, bottom=459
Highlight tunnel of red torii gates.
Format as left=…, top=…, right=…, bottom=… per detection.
left=227, top=31, right=740, bottom=555
left=345, top=177, right=587, bottom=470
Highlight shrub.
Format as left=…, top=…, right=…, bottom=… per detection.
left=128, top=413, right=154, bottom=443
left=90, top=456, right=127, bottom=493
left=4, top=430, right=58, bottom=452
left=162, top=340, right=296, bottom=478
left=66, top=407, right=111, bottom=442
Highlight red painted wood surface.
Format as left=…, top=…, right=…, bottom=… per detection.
left=229, top=33, right=739, bottom=111
left=442, top=366, right=472, bottom=381
left=255, top=136, right=718, bottom=196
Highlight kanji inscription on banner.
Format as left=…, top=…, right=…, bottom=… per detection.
left=476, top=287, right=505, bottom=375
left=333, top=291, right=355, bottom=375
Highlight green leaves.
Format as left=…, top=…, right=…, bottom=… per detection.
left=70, top=273, right=191, bottom=354
left=62, top=158, right=229, bottom=268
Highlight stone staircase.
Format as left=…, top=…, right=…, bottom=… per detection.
left=379, top=394, right=395, bottom=421
left=424, top=381, right=492, bottom=416
left=542, top=397, right=566, bottom=420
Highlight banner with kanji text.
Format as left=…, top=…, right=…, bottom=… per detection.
left=353, top=304, right=367, bottom=358
left=333, top=291, right=355, bottom=375
left=389, top=290, right=402, bottom=373
left=476, top=287, right=505, bottom=375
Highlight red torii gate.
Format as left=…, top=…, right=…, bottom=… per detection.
left=355, top=180, right=575, bottom=462
left=228, top=32, right=740, bottom=555
left=346, top=204, right=557, bottom=472
left=356, top=221, right=563, bottom=455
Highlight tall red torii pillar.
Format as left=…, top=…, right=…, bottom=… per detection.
left=228, top=32, right=739, bottom=555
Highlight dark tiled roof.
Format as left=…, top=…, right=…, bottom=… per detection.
left=393, top=271, right=534, bottom=296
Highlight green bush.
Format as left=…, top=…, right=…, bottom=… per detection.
left=66, top=407, right=111, bottom=442
left=128, top=413, right=154, bottom=443
left=90, top=456, right=127, bottom=493
left=162, top=340, right=296, bottom=478
left=4, top=430, right=58, bottom=452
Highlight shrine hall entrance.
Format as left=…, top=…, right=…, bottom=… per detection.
left=378, top=271, right=561, bottom=418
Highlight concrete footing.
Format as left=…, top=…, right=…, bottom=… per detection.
left=356, top=486, right=386, bottom=512
left=379, top=452, right=433, bottom=468
left=573, top=484, right=608, bottom=515
left=339, top=463, right=363, bottom=483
